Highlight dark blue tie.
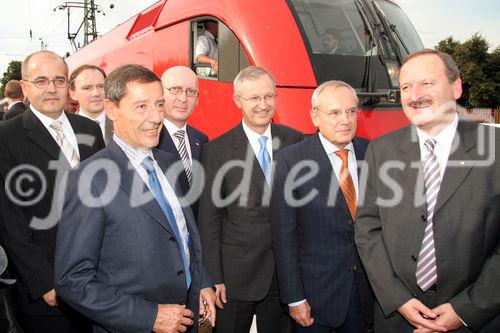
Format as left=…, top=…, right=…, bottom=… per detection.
left=141, top=156, right=191, bottom=288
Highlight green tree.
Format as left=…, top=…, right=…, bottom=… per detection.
left=0, top=60, right=22, bottom=97
left=435, top=33, right=500, bottom=108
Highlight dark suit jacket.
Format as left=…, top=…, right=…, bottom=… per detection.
left=271, top=135, right=373, bottom=327
left=157, top=124, right=208, bottom=218
left=4, top=102, right=27, bottom=120
left=0, top=109, right=104, bottom=316
left=54, top=140, right=211, bottom=333
left=355, top=121, right=500, bottom=333
left=103, top=116, right=113, bottom=145
left=198, top=123, right=302, bottom=301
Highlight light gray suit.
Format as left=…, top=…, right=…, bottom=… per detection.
left=355, top=121, right=500, bottom=332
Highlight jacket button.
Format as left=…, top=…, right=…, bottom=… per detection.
left=421, top=215, right=427, bottom=222
left=351, top=265, right=357, bottom=273
left=179, top=299, right=185, bottom=305
left=177, top=270, right=184, bottom=276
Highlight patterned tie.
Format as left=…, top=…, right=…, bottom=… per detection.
left=258, top=135, right=271, bottom=184
left=416, top=139, right=440, bottom=291
left=49, top=120, right=79, bottom=167
left=335, top=149, right=357, bottom=220
left=141, top=157, right=191, bottom=288
left=173, top=129, right=192, bottom=185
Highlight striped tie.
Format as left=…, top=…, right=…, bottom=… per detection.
left=173, top=129, right=192, bottom=185
left=258, top=135, right=272, bottom=185
left=416, top=139, right=440, bottom=291
left=335, top=149, right=357, bottom=220
left=49, top=120, right=79, bottom=167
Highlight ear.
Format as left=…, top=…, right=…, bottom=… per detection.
left=452, top=77, right=462, bottom=100
left=310, top=108, right=320, bottom=128
left=19, top=80, right=29, bottom=97
left=69, top=89, right=77, bottom=101
left=233, top=95, right=242, bottom=109
left=104, top=99, right=117, bottom=121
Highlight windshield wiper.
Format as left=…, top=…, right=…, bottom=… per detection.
left=372, top=0, right=403, bottom=63
left=389, top=22, right=410, bottom=55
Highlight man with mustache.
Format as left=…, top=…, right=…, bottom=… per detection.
left=198, top=66, right=302, bottom=333
left=55, top=64, right=216, bottom=333
left=69, top=64, right=113, bottom=144
left=355, top=49, right=500, bottom=332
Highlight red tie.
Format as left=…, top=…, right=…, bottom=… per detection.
left=335, top=149, right=357, bottom=220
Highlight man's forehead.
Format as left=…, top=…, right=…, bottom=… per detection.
left=77, top=68, right=105, bottom=81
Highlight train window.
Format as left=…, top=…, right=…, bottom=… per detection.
left=289, top=0, right=378, bottom=56
left=191, top=19, right=250, bottom=83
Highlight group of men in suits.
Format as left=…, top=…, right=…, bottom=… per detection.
left=1, top=46, right=498, bottom=333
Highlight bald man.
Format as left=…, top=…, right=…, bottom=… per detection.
left=157, top=66, right=208, bottom=219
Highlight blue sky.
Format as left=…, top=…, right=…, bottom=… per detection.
left=1, top=0, right=499, bottom=73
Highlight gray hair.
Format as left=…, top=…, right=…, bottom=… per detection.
left=22, top=50, right=68, bottom=80
left=105, top=64, right=161, bottom=104
left=311, top=80, right=358, bottom=109
left=233, top=66, right=276, bottom=96
left=401, top=49, right=460, bottom=83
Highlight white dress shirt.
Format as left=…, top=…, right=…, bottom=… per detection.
left=78, top=110, right=106, bottom=140
left=163, top=119, right=193, bottom=164
left=241, top=120, right=273, bottom=162
left=113, top=134, right=190, bottom=263
left=31, top=107, right=80, bottom=159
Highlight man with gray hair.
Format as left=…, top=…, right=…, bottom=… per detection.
left=198, top=66, right=302, bottom=332
left=271, top=80, right=373, bottom=332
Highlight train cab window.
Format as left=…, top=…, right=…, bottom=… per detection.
left=191, top=19, right=250, bottom=83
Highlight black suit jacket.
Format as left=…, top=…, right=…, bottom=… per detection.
left=4, top=102, right=27, bottom=120
left=0, top=109, right=105, bottom=316
left=157, top=124, right=208, bottom=218
left=356, top=122, right=500, bottom=332
left=271, top=135, right=373, bottom=327
left=198, top=123, right=302, bottom=301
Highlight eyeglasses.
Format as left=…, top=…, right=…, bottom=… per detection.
left=238, top=94, right=276, bottom=104
left=165, top=86, right=199, bottom=97
left=314, top=107, right=359, bottom=119
left=24, top=78, right=68, bottom=89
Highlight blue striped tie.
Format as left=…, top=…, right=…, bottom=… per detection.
left=141, top=157, right=191, bottom=288
left=258, top=135, right=271, bottom=184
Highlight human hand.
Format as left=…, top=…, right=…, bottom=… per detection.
left=289, top=301, right=314, bottom=327
left=42, top=289, right=58, bottom=307
left=152, top=304, right=194, bottom=333
left=214, top=283, right=227, bottom=309
left=398, top=298, right=446, bottom=332
left=199, top=287, right=216, bottom=327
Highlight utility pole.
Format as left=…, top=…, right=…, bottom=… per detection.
left=54, top=1, right=106, bottom=53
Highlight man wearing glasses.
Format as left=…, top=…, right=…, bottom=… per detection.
left=198, top=66, right=302, bottom=333
left=0, top=50, right=104, bottom=332
left=271, top=81, right=373, bottom=333
left=158, top=66, right=208, bottom=219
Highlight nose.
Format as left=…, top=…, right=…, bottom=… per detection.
left=46, top=80, right=57, bottom=92
left=149, top=105, right=164, bottom=123
left=178, top=90, right=188, bottom=102
left=409, top=84, right=424, bottom=102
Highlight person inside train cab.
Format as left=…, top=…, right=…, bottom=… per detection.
left=194, top=20, right=219, bottom=76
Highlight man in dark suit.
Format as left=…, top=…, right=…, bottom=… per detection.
left=69, top=64, right=113, bottom=144
left=158, top=66, right=208, bottom=218
left=271, top=81, right=373, bottom=333
left=0, top=50, right=105, bottom=333
left=54, top=64, right=216, bottom=333
left=355, top=49, right=500, bottom=333
left=3, top=80, right=27, bottom=120
left=198, top=66, right=302, bottom=333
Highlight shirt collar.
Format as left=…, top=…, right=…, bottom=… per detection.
left=30, top=106, right=68, bottom=129
left=113, top=134, right=153, bottom=165
left=163, top=118, right=187, bottom=136
left=8, top=100, right=23, bottom=109
left=415, top=113, right=458, bottom=150
left=241, top=120, right=272, bottom=144
left=79, top=109, right=106, bottom=123
left=317, top=132, right=354, bottom=156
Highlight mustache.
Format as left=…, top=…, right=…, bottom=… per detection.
left=143, top=123, right=161, bottom=131
left=409, top=98, right=433, bottom=108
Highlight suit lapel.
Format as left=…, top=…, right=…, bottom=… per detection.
left=107, top=141, right=175, bottom=236
left=399, top=127, right=427, bottom=215
left=23, top=109, right=61, bottom=160
left=187, top=126, right=202, bottom=162
left=158, top=126, right=190, bottom=194
left=434, top=122, right=475, bottom=213
left=67, top=113, right=94, bottom=161
left=104, top=117, right=113, bottom=145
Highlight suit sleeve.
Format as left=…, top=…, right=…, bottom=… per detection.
left=54, top=170, right=157, bottom=333
left=197, top=143, right=225, bottom=284
left=355, top=142, right=414, bottom=316
left=0, top=140, right=54, bottom=300
left=449, top=192, right=500, bottom=331
left=270, top=153, right=305, bottom=304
